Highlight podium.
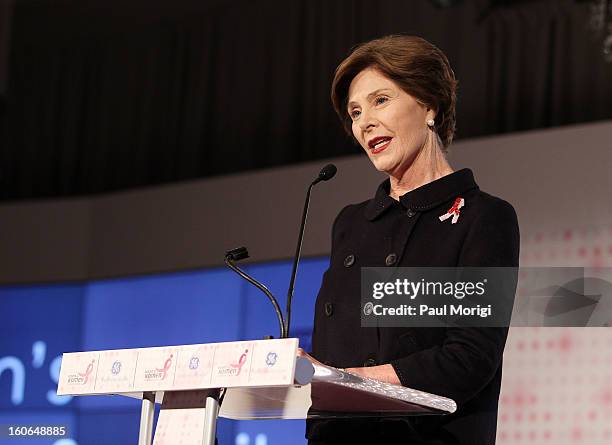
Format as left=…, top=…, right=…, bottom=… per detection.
left=57, top=338, right=456, bottom=445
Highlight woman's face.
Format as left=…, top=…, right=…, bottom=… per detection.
left=347, top=67, right=433, bottom=177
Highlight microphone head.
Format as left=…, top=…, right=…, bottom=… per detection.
left=225, top=246, right=249, bottom=262
left=317, top=164, right=337, bottom=182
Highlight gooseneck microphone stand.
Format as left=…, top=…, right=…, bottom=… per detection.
left=224, top=247, right=286, bottom=339
left=284, top=164, right=337, bottom=338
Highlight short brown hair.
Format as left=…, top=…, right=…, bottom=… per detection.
left=331, top=35, right=457, bottom=149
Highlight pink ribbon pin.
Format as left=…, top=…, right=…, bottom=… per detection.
left=439, top=197, right=464, bottom=224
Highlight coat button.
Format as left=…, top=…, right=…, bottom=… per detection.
left=324, top=302, right=334, bottom=317
left=406, top=208, right=416, bottom=218
left=343, top=254, right=355, bottom=267
left=363, top=358, right=377, bottom=367
left=385, top=253, right=397, bottom=266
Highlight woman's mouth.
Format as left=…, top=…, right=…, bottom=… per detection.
left=368, top=137, right=392, bottom=154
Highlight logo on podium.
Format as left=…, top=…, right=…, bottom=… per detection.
left=111, top=361, right=122, bottom=375
left=189, top=356, right=200, bottom=370
left=67, top=359, right=95, bottom=384
left=145, top=354, right=174, bottom=381
left=217, top=349, right=249, bottom=377
left=265, top=352, right=278, bottom=367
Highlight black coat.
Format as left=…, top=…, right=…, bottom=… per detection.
left=307, top=168, right=520, bottom=445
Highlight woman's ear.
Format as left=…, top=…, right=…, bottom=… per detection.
left=426, top=107, right=437, bottom=121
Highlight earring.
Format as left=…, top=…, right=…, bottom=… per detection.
left=426, top=119, right=435, bottom=127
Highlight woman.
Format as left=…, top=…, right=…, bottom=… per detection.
left=299, top=35, right=520, bottom=444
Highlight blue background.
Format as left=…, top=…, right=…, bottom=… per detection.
left=0, top=257, right=328, bottom=445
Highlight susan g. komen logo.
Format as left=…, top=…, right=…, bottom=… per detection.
left=144, top=354, right=173, bottom=381
left=218, top=349, right=249, bottom=377
left=67, top=359, right=95, bottom=385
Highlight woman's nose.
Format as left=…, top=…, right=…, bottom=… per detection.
left=358, top=108, right=378, bottom=132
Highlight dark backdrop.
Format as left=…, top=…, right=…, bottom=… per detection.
left=1, top=0, right=611, bottom=201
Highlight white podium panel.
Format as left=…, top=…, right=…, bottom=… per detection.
left=58, top=338, right=301, bottom=396
left=57, top=338, right=456, bottom=445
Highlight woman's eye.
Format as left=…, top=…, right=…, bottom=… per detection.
left=375, top=96, right=388, bottom=105
left=350, top=110, right=361, bottom=119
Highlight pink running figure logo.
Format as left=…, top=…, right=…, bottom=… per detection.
left=156, top=354, right=173, bottom=380
left=229, top=349, right=249, bottom=376
left=78, top=360, right=95, bottom=384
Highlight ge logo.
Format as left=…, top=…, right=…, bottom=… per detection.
left=189, top=357, right=200, bottom=370
left=265, top=352, right=278, bottom=367
left=111, top=361, right=122, bottom=375
left=363, top=302, right=374, bottom=316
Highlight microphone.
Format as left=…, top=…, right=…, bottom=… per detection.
left=285, top=164, right=338, bottom=338
left=225, top=247, right=286, bottom=339
left=312, top=163, right=337, bottom=185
